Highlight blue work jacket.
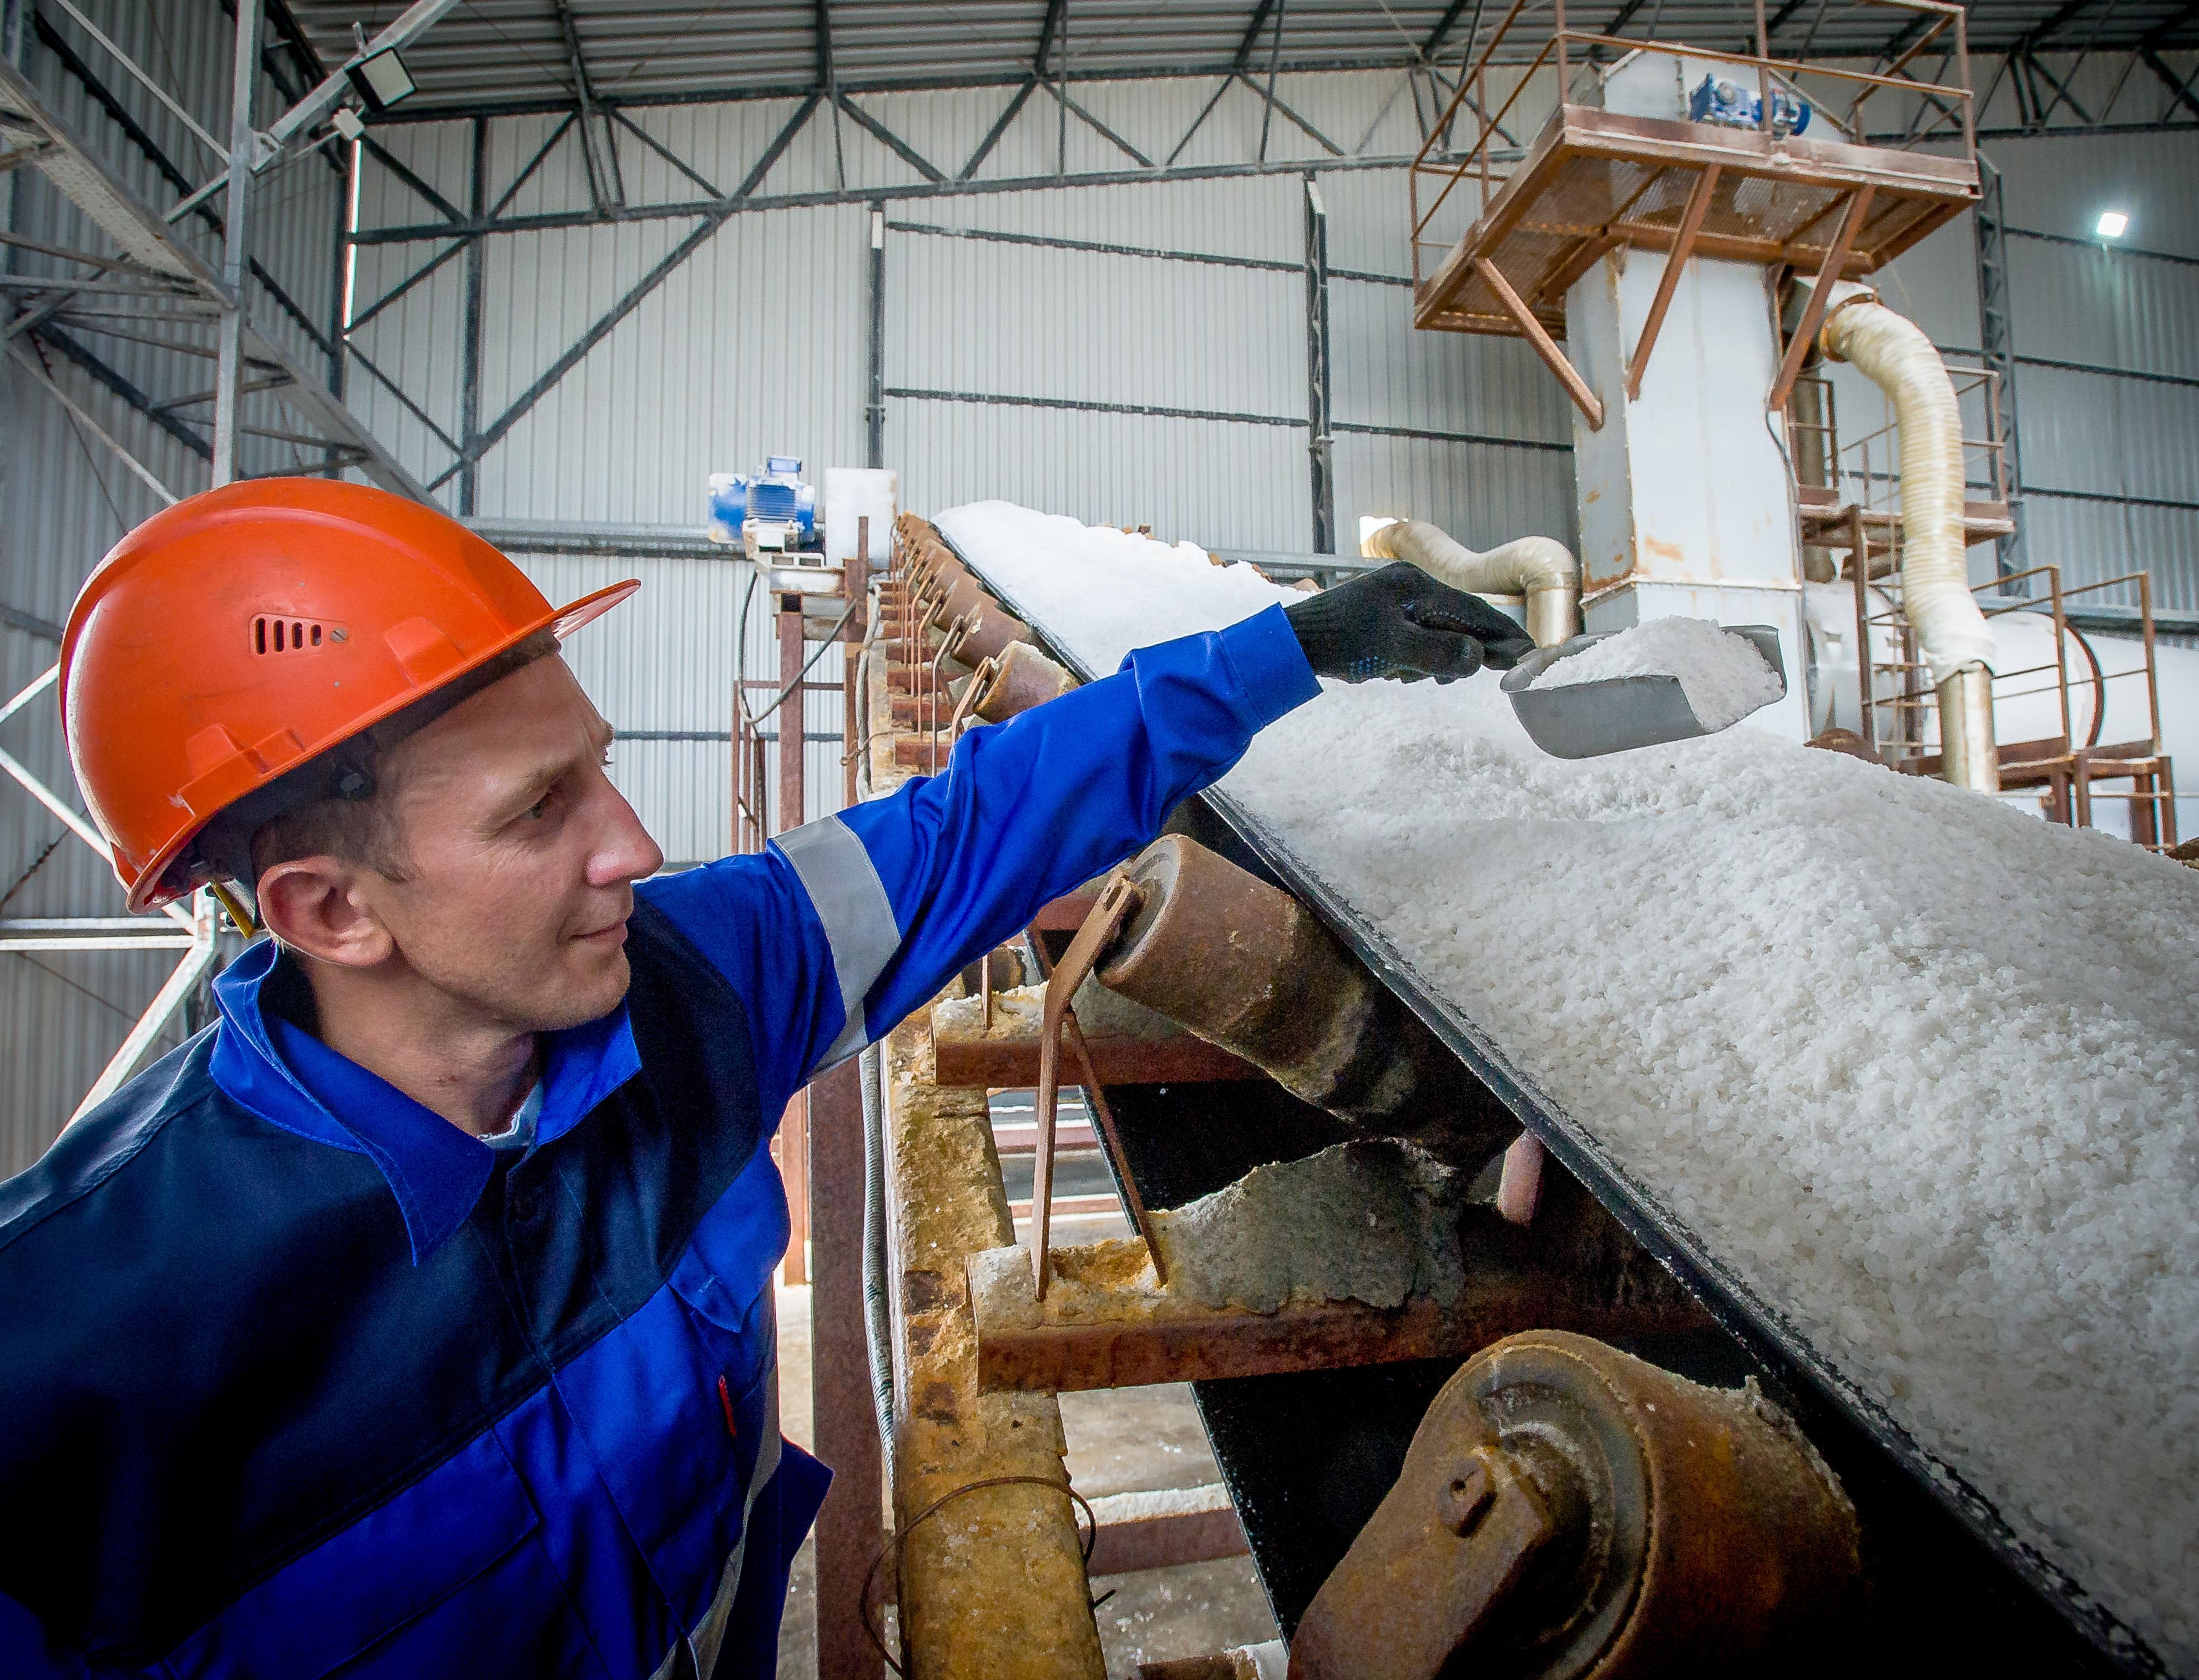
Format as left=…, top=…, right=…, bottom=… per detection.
left=0, top=608, right=1318, bottom=1680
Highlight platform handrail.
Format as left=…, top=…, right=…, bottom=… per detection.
left=1408, top=0, right=1975, bottom=296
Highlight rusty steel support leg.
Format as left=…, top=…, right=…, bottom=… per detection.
left=810, top=1057, right=884, bottom=1680
left=779, top=591, right=807, bottom=834
left=882, top=1018, right=1106, bottom=1679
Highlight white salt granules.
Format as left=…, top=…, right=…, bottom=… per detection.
left=1529, top=615, right=1785, bottom=732
left=937, top=500, right=2199, bottom=1673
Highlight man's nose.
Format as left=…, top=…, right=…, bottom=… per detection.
left=588, top=782, right=665, bottom=887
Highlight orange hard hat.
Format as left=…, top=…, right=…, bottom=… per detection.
left=60, top=478, right=636, bottom=912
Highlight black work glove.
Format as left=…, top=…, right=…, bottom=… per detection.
left=1284, top=560, right=1538, bottom=684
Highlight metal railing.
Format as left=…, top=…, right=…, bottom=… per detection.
left=1853, top=560, right=2176, bottom=844
left=1407, top=0, right=1976, bottom=295
left=1792, top=361, right=2011, bottom=519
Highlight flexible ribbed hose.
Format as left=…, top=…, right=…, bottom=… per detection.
left=1820, top=297, right=1998, bottom=789
left=860, top=1041, right=897, bottom=1489
left=1363, top=519, right=1581, bottom=647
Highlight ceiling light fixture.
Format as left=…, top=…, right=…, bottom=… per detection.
left=2096, top=210, right=2129, bottom=239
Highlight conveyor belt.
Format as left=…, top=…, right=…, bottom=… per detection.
left=950, top=530, right=2157, bottom=1678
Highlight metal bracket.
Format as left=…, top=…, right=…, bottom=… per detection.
left=1030, top=873, right=1166, bottom=1298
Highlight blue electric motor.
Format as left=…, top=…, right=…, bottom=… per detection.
left=706, top=455, right=818, bottom=548
left=1689, top=73, right=1811, bottom=136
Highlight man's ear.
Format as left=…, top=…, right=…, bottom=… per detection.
left=256, top=857, right=395, bottom=968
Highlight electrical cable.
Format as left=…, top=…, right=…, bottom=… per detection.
left=742, top=597, right=860, bottom=728
left=859, top=1041, right=896, bottom=1485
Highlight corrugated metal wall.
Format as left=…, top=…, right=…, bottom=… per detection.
left=1, top=1, right=344, bottom=1170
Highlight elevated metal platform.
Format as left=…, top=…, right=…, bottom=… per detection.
left=1414, top=102, right=1979, bottom=340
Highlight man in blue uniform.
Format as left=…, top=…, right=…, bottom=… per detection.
left=0, top=480, right=1530, bottom=1678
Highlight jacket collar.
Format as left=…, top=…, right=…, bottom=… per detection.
left=208, top=938, right=641, bottom=1262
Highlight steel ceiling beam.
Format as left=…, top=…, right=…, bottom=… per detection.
left=960, top=78, right=1037, bottom=179
left=837, top=94, right=945, bottom=183
left=349, top=145, right=1509, bottom=247
left=1035, top=0, right=1069, bottom=75
left=1234, top=0, right=1281, bottom=69
left=553, top=0, right=625, bottom=212
left=2140, top=44, right=2199, bottom=114
left=1422, top=0, right=1474, bottom=59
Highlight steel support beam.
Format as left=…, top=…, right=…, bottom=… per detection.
left=553, top=0, right=624, bottom=212
left=2141, top=45, right=2199, bottom=117
left=459, top=117, right=487, bottom=515
left=867, top=201, right=885, bottom=469
left=1423, top=0, right=1473, bottom=59
left=1302, top=174, right=1334, bottom=554
left=27, top=325, right=210, bottom=462
left=1976, top=155, right=2025, bottom=580
left=807, top=1056, right=883, bottom=1680
left=836, top=93, right=944, bottom=183
left=348, top=148, right=1503, bottom=246
left=211, top=0, right=261, bottom=487
left=1255, top=0, right=1287, bottom=163
left=1165, top=75, right=1234, bottom=167
left=961, top=78, right=1037, bottom=179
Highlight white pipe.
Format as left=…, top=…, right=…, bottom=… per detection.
left=1362, top=519, right=1581, bottom=647
left=1817, top=286, right=1999, bottom=791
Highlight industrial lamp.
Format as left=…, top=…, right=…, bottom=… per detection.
left=2096, top=209, right=2130, bottom=239
left=345, top=31, right=418, bottom=114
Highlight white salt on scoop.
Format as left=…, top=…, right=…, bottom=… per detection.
left=936, top=499, right=2199, bottom=1674
left=1530, top=616, right=1783, bottom=732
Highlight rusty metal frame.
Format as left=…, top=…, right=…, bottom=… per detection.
left=1029, top=874, right=1157, bottom=1297
left=1769, top=186, right=1876, bottom=411
left=1473, top=255, right=1604, bottom=429
left=1624, top=164, right=1720, bottom=400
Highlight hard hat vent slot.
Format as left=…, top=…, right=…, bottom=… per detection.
left=254, top=616, right=340, bottom=655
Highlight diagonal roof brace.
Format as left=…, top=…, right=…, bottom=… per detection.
left=0, top=57, right=425, bottom=499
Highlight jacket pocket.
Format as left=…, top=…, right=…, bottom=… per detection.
left=161, top=1428, right=541, bottom=1680
left=666, top=1146, right=787, bottom=1349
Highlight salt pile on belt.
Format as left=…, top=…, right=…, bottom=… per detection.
left=936, top=499, right=2199, bottom=1672
left=1529, top=615, right=1785, bottom=731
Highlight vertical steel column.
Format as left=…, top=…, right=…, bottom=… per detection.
left=778, top=593, right=807, bottom=834
left=808, top=1054, right=883, bottom=1680
left=866, top=201, right=886, bottom=469
left=1303, top=173, right=1336, bottom=554
left=843, top=515, right=870, bottom=811
left=459, top=117, right=487, bottom=516
left=1974, top=154, right=2025, bottom=586
left=211, top=0, right=263, bottom=488
left=777, top=594, right=813, bottom=1287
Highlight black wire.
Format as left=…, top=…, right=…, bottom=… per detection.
left=752, top=598, right=862, bottom=730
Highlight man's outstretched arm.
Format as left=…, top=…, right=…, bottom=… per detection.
left=645, top=566, right=1531, bottom=1117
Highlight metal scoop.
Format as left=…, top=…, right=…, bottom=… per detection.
left=1499, top=624, right=1786, bottom=760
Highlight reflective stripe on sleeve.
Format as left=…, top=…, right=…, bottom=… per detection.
left=772, top=814, right=901, bottom=1070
